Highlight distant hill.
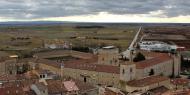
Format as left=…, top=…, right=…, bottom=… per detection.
left=0, top=21, right=189, bottom=27
left=0, top=21, right=72, bottom=26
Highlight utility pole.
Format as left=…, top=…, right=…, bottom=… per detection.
left=61, top=62, right=64, bottom=95
left=70, top=43, right=73, bottom=54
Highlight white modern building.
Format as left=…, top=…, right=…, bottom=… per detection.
left=138, top=41, right=178, bottom=52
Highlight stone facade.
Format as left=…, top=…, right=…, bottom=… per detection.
left=0, top=61, right=6, bottom=75
left=0, top=58, right=17, bottom=75
left=136, top=60, right=173, bottom=79
left=173, top=53, right=181, bottom=76
left=5, top=59, right=17, bottom=75
left=125, top=76, right=170, bottom=93
left=120, top=63, right=136, bottom=82
left=35, top=62, right=120, bottom=88
left=98, top=46, right=119, bottom=66
left=63, top=68, right=120, bottom=88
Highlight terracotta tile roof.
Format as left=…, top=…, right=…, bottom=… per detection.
left=144, top=86, right=169, bottom=95
left=0, top=88, right=6, bottom=95
left=36, top=58, right=62, bottom=68
left=135, top=54, right=172, bottom=69
left=35, top=56, right=120, bottom=74
left=0, top=80, right=37, bottom=95
left=74, top=79, right=96, bottom=93
left=33, top=50, right=95, bottom=59
left=73, top=60, right=118, bottom=74
left=0, top=87, right=25, bottom=95
left=25, top=90, right=36, bottom=95
left=0, top=73, right=38, bottom=82
left=63, top=80, right=79, bottom=91
left=127, top=76, right=169, bottom=87
left=64, top=61, right=120, bottom=74
left=171, top=78, right=189, bottom=85
left=0, top=74, right=33, bottom=83
left=163, top=89, right=190, bottom=95
left=45, top=80, right=67, bottom=94
left=30, top=50, right=120, bottom=74
left=5, top=79, right=36, bottom=86
left=45, top=79, right=96, bottom=94
left=139, top=50, right=169, bottom=58
left=104, top=87, right=125, bottom=95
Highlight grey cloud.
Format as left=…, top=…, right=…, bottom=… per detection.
left=0, top=0, right=189, bottom=19
left=164, top=0, right=190, bottom=17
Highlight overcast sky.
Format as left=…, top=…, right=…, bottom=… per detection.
left=0, top=0, right=190, bottom=22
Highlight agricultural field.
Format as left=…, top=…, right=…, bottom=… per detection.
left=143, top=26, right=190, bottom=50
left=0, top=24, right=139, bottom=52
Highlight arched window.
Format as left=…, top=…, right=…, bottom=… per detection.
left=149, top=69, right=155, bottom=76
left=122, top=69, right=125, bottom=75
left=130, top=68, right=133, bottom=73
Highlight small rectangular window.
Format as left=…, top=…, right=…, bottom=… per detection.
left=110, top=60, right=112, bottom=64
left=130, top=68, right=133, bottom=73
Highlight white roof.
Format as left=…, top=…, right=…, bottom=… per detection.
left=102, top=46, right=115, bottom=49
left=9, top=55, right=18, bottom=58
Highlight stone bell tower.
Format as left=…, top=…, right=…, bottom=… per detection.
left=98, top=46, right=119, bottom=66
left=173, top=53, right=181, bottom=77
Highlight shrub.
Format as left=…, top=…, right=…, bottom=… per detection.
left=133, top=52, right=145, bottom=62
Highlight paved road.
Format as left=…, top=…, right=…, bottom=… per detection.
left=129, top=26, right=142, bottom=49
left=121, top=26, right=142, bottom=59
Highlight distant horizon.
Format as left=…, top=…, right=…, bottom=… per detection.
left=0, top=20, right=190, bottom=24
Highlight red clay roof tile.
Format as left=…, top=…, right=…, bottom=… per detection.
left=135, top=54, right=172, bottom=69
left=127, top=76, right=169, bottom=87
